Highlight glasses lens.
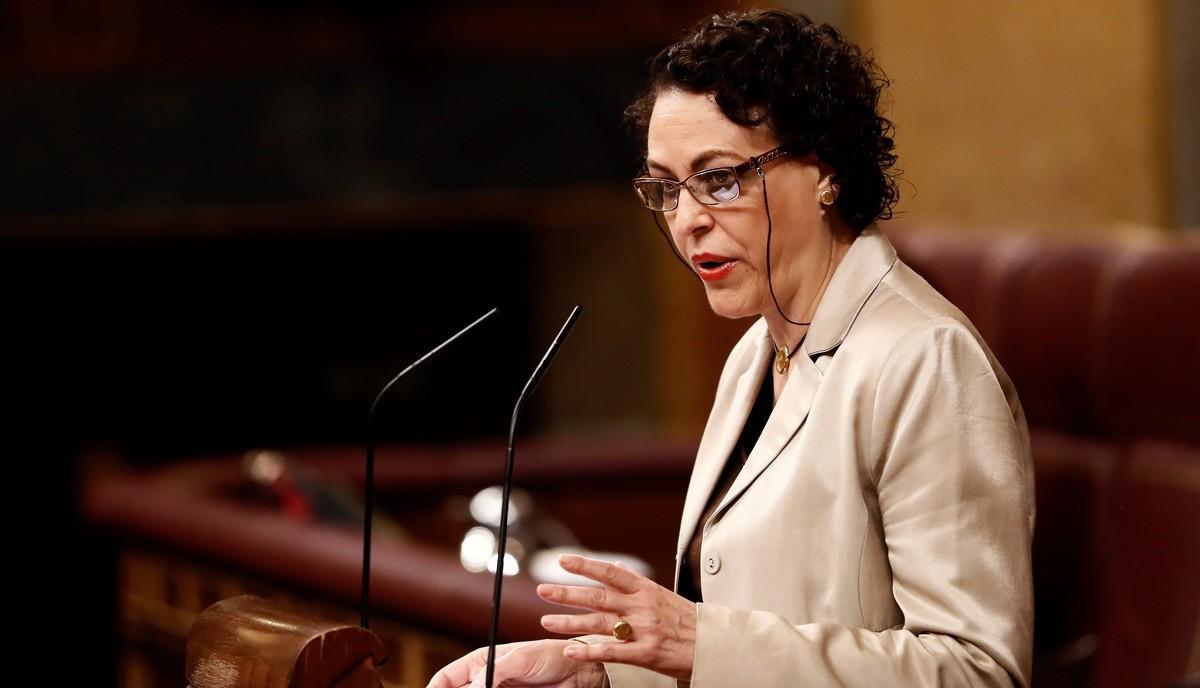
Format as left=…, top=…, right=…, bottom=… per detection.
left=693, top=168, right=740, bottom=205
left=633, top=180, right=678, bottom=211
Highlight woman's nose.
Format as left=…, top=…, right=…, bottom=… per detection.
left=670, top=190, right=713, bottom=243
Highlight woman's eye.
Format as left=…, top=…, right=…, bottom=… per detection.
left=705, top=171, right=739, bottom=202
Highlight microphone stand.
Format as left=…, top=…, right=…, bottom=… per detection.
left=485, top=305, right=582, bottom=688
left=360, top=307, right=499, bottom=630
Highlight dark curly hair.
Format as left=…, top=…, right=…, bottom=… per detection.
left=625, top=9, right=899, bottom=232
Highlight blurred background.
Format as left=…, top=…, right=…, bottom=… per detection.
left=2, top=1, right=1197, bottom=686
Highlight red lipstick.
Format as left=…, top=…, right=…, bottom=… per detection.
left=692, top=253, right=738, bottom=282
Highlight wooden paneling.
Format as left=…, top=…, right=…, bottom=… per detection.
left=852, top=0, right=1171, bottom=233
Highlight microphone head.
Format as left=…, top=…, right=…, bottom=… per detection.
left=519, top=306, right=582, bottom=401
left=360, top=306, right=500, bottom=630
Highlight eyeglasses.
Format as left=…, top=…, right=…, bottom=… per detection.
left=631, top=145, right=792, bottom=212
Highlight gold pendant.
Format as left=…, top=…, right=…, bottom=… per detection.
left=775, top=345, right=790, bottom=375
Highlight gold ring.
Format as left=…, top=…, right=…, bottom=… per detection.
left=613, top=619, right=633, bottom=641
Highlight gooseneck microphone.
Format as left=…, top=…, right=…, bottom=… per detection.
left=485, top=306, right=583, bottom=688
left=360, top=307, right=499, bottom=630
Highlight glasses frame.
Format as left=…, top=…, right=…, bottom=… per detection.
left=632, top=145, right=793, bottom=212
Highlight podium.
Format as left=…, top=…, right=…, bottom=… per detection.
left=186, top=595, right=388, bottom=688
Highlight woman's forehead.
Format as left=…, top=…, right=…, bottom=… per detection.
left=647, top=91, right=774, bottom=170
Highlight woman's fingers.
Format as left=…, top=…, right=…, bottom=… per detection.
left=550, top=578, right=698, bottom=682
left=558, top=554, right=643, bottom=593
left=427, top=638, right=615, bottom=687
left=452, top=640, right=587, bottom=688
left=537, top=581, right=619, bottom=612
left=540, top=612, right=612, bottom=636
left=426, top=646, right=487, bottom=688
left=562, top=639, right=644, bottom=665
left=467, top=644, right=541, bottom=688
left=537, top=555, right=652, bottom=612
left=466, top=651, right=517, bottom=688
left=531, top=557, right=696, bottom=680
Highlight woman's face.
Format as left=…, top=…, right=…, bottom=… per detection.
left=646, top=89, right=829, bottom=321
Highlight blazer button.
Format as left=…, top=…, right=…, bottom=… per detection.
left=703, top=553, right=721, bottom=574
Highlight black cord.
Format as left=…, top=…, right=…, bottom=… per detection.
left=760, top=166, right=813, bottom=327
left=761, top=166, right=838, bottom=334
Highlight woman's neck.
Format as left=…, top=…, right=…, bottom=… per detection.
left=763, top=222, right=855, bottom=362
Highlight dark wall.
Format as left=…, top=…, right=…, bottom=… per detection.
left=4, top=222, right=541, bottom=687
left=1, top=59, right=648, bottom=215
left=1, top=2, right=736, bottom=684
left=0, top=11, right=636, bottom=688
left=7, top=224, right=535, bottom=455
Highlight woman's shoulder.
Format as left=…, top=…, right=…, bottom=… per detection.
left=856, top=259, right=990, bottom=352
left=846, top=259, right=1011, bottom=388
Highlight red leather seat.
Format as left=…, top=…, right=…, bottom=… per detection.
left=1094, top=441, right=1200, bottom=688
left=886, top=224, right=998, bottom=333
left=986, top=239, right=1112, bottom=434
left=1093, top=241, right=1200, bottom=445
left=1028, top=429, right=1120, bottom=681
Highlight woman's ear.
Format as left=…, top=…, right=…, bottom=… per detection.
left=811, top=155, right=837, bottom=183
left=815, top=160, right=840, bottom=206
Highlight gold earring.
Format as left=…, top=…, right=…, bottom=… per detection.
left=819, top=187, right=838, bottom=206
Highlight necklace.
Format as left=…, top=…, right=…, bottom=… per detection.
left=771, top=339, right=799, bottom=375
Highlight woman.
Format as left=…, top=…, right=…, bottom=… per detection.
left=429, top=9, right=1033, bottom=688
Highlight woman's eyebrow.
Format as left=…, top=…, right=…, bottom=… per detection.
left=689, top=148, right=743, bottom=171
left=644, top=159, right=674, bottom=177
left=646, top=148, right=744, bottom=177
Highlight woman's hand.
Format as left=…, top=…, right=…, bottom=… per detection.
left=426, top=639, right=607, bottom=688
left=538, top=554, right=696, bottom=681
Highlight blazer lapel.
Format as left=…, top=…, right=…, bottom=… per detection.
left=675, top=329, right=772, bottom=555
left=711, top=225, right=899, bottom=522
left=712, top=344, right=821, bottom=519
left=673, top=225, right=900, bottom=575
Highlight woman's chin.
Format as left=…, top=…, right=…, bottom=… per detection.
left=704, top=291, right=761, bottom=320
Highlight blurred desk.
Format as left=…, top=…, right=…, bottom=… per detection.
left=82, top=437, right=696, bottom=688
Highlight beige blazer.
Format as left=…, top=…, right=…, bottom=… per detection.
left=603, top=225, right=1034, bottom=687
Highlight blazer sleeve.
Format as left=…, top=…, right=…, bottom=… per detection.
left=684, top=317, right=1035, bottom=687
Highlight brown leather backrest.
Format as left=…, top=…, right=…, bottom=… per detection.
left=986, top=239, right=1113, bottom=434
left=886, top=224, right=997, bottom=332
left=1094, top=441, right=1200, bottom=688
left=1092, top=241, right=1200, bottom=445
left=1028, top=429, right=1121, bottom=659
